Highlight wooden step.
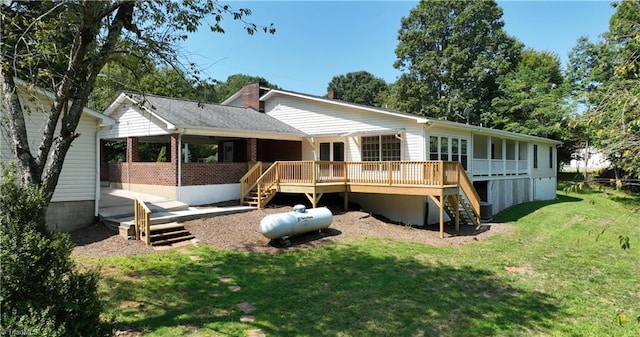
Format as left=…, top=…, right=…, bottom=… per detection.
left=151, top=234, right=195, bottom=246
left=150, top=222, right=185, bottom=232
left=150, top=229, right=191, bottom=241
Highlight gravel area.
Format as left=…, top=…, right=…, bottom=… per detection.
left=71, top=195, right=514, bottom=257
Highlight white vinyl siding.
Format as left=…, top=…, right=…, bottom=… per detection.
left=1, top=92, right=100, bottom=202
left=531, top=143, right=556, bottom=178
left=265, top=96, right=425, bottom=161
left=100, top=103, right=169, bottom=139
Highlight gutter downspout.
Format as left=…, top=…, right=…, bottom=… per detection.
left=95, top=126, right=101, bottom=219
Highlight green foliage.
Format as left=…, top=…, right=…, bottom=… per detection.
left=0, top=165, right=109, bottom=336
left=490, top=50, right=569, bottom=138
left=156, top=146, right=167, bottom=163
left=103, top=140, right=126, bottom=163
left=619, top=235, right=631, bottom=250
left=567, top=1, right=640, bottom=176
left=185, top=144, right=218, bottom=163
left=392, top=0, right=522, bottom=122
left=91, top=60, right=220, bottom=111
left=327, top=71, right=388, bottom=107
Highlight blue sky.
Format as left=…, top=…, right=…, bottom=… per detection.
left=181, top=1, right=616, bottom=96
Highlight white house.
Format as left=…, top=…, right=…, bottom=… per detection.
left=100, top=83, right=560, bottom=231
left=564, top=147, right=610, bottom=173
left=0, top=80, right=115, bottom=231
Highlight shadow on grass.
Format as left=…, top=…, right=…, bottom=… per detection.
left=492, top=194, right=583, bottom=223
left=268, top=228, right=343, bottom=249
left=102, top=244, right=561, bottom=336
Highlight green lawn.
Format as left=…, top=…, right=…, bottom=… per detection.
left=79, top=185, right=640, bottom=336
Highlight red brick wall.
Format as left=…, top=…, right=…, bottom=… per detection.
left=181, top=162, right=249, bottom=185
left=108, top=163, right=177, bottom=185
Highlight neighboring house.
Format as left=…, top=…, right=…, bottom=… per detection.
left=0, top=80, right=115, bottom=231
left=564, top=147, right=610, bottom=173
left=101, top=83, right=561, bottom=230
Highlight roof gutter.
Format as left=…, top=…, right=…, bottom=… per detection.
left=173, top=127, right=306, bottom=141
left=424, top=119, right=562, bottom=145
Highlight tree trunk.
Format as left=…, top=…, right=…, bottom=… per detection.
left=0, top=74, right=42, bottom=185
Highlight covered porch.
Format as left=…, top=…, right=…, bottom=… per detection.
left=100, top=133, right=302, bottom=205
left=471, top=134, right=530, bottom=177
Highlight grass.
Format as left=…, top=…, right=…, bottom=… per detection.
left=77, top=185, right=640, bottom=336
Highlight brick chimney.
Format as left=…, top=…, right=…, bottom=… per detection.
left=241, top=82, right=266, bottom=112
left=327, top=89, right=338, bottom=100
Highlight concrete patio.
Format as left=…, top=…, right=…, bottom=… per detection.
left=99, top=187, right=255, bottom=235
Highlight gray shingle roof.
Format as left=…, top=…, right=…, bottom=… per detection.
left=127, top=93, right=306, bottom=136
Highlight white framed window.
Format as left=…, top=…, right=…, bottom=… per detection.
left=361, top=135, right=401, bottom=161
left=428, top=135, right=469, bottom=169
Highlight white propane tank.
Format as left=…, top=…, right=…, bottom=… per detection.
left=260, top=204, right=333, bottom=239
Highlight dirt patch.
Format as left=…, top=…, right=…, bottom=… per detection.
left=70, top=224, right=155, bottom=257
left=71, top=196, right=513, bottom=257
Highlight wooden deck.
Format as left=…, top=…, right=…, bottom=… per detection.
left=240, top=161, right=481, bottom=238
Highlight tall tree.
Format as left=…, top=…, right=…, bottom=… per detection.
left=392, top=0, right=522, bottom=122
left=490, top=50, right=568, bottom=136
left=0, top=1, right=274, bottom=206
left=326, top=71, right=388, bottom=107
left=568, top=0, right=640, bottom=176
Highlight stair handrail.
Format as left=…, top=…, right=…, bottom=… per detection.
left=258, top=162, right=279, bottom=190
left=134, top=197, right=152, bottom=245
left=456, top=162, right=481, bottom=225
left=240, top=161, right=263, bottom=203
left=255, top=162, right=280, bottom=208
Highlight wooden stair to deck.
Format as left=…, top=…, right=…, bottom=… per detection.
left=243, top=188, right=277, bottom=207
left=444, top=195, right=480, bottom=228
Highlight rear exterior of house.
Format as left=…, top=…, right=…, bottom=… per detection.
left=224, top=84, right=561, bottom=226
left=100, top=83, right=559, bottom=228
left=0, top=83, right=114, bottom=231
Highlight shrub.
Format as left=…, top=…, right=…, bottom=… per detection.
left=0, top=165, right=110, bottom=336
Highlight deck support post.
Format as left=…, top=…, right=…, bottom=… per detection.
left=439, top=191, right=445, bottom=238
left=428, top=194, right=445, bottom=239
left=343, top=191, right=349, bottom=211
left=305, top=192, right=323, bottom=208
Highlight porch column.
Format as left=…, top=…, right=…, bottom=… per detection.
left=502, top=138, right=506, bottom=176
left=487, top=136, right=492, bottom=176
left=127, top=137, right=139, bottom=163
left=247, top=138, right=258, bottom=163
left=515, top=141, right=520, bottom=174
left=170, top=134, right=179, bottom=185
left=99, top=140, right=108, bottom=182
